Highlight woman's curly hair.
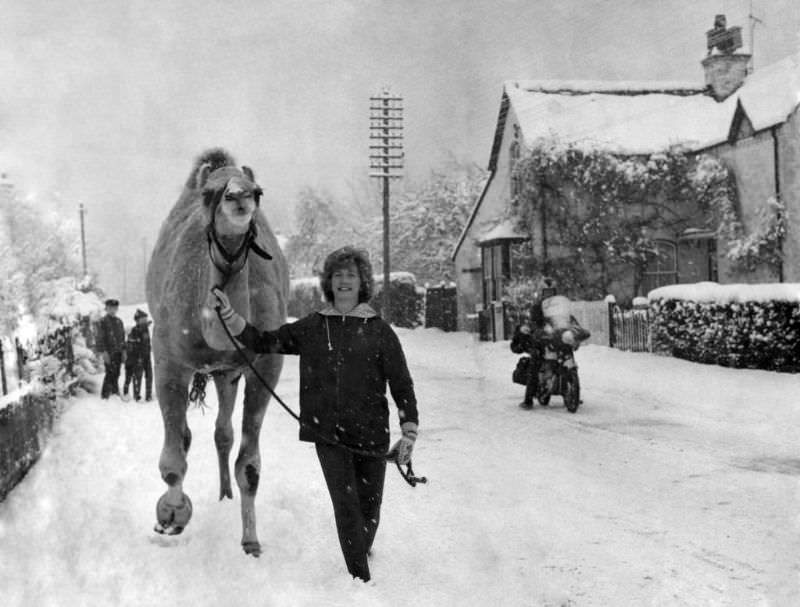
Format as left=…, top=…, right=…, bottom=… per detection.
left=320, top=246, right=375, bottom=304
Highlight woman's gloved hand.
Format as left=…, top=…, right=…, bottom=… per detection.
left=210, top=287, right=246, bottom=335
left=389, top=422, right=418, bottom=465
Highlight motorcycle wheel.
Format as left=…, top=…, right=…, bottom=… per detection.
left=537, top=379, right=551, bottom=407
left=563, top=369, right=580, bottom=413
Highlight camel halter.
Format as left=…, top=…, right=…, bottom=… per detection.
left=206, top=221, right=272, bottom=287
left=212, top=304, right=427, bottom=488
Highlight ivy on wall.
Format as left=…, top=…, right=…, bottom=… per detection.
left=716, top=194, right=786, bottom=273
left=506, top=137, right=781, bottom=301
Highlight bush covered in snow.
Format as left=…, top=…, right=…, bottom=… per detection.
left=649, top=282, right=800, bottom=372
left=372, top=272, right=424, bottom=328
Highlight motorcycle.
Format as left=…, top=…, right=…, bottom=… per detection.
left=536, top=325, right=589, bottom=413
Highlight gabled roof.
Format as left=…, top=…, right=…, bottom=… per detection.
left=489, top=52, right=800, bottom=170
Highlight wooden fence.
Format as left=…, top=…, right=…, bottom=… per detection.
left=547, top=300, right=653, bottom=352
left=608, top=305, right=652, bottom=352
left=569, top=300, right=611, bottom=347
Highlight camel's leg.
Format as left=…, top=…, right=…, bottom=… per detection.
left=236, top=355, right=282, bottom=556
left=212, top=370, right=240, bottom=501
left=154, top=362, right=194, bottom=535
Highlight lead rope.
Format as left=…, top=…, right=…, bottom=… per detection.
left=213, top=305, right=426, bottom=487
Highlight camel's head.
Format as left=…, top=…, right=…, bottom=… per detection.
left=198, top=164, right=263, bottom=235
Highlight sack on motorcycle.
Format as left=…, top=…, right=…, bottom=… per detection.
left=512, top=356, right=531, bottom=385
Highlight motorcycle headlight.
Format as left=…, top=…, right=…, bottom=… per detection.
left=561, top=329, right=575, bottom=346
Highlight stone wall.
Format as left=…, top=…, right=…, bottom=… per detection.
left=0, top=392, right=62, bottom=502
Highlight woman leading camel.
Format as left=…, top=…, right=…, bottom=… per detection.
left=212, top=245, right=419, bottom=583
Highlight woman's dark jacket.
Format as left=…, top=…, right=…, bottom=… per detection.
left=235, top=303, right=418, bottom=451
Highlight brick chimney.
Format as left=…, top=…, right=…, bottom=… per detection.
left=701, top=14, right=751, bottom=101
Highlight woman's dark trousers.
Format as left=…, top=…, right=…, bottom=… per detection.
left=315, top=442, right=387, bottom=582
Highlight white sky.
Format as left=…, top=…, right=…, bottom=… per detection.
left=1, top=0, right=798, bottom=296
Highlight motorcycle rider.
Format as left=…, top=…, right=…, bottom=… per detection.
left=514, top=276, right=584, bottom=409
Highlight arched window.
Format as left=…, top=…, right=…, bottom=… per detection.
left=642, top=240, right=677, bottom=293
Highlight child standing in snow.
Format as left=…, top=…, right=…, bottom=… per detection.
left=212, top=246, right=419, bottom=583
left=123, top=309, right=153, bottom=402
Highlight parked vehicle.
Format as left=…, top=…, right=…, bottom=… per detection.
left=536, top=326, right=589, bottom=413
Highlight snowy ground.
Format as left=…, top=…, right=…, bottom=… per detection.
left=1, top=321, right=799, bottom=606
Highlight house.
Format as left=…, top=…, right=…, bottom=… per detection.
left=452, top=16, right=800, bottom=340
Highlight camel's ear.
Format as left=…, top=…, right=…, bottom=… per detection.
left=241, top=166, right=255, bottom=182
left=196, top=163, right=213, bottom=189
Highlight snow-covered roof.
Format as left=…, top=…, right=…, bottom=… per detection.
left=500, top=51, right=800, bottom=160
left=476, top=220, right=529, bottom=245
left=505, top=83, right=730, bottom=156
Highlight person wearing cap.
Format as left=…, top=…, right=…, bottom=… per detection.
left=123, top=309, right=153, bottom=402
left=96, top=299, right=126, bottom=399
left=212, top=245, right=419, bottom=583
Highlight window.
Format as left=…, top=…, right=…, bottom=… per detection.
left=642, top=240, right=677, bottom=293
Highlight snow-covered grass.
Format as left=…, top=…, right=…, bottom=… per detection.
left=1, top=322, right=799, bottom=606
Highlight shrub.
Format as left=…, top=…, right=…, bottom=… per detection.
left=371, top=272, right=424, bottom=328
left=649, top=283, right=800, bottom=372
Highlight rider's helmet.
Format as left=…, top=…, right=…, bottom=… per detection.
left=538, top=276, right=557, bottom=300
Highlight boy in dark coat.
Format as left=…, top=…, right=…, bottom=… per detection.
left=96, top=298, right=126, bottom=399
left=123, top=309, right=153, bottom=401
left=212, top=246, right=419, bottom=583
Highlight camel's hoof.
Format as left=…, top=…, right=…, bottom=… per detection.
left=242, top=541, right=262, bottom=557
left=154, top=492, right=193, bottom=535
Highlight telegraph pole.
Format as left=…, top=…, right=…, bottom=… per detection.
left=79, top=203, right=88, bottom=277
left=369, top=87, right=404, bottom=323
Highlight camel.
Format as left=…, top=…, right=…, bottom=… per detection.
left=145, top=148, right=288, bottom=556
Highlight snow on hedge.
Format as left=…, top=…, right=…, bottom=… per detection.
left=648, top=282, right=800, bottom=304
left=34, top=276, right=104, bottom=329
left=375, top=271, right=417, bottom=286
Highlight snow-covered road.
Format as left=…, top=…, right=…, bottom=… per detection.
left=2, top=326, right=799, bottom=606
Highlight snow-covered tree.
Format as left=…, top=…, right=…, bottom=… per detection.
left=284, top=187, right=362, bottom=277
left=386, top=160, right=486, bottom=283
left=285, top=158, right=486, bottom=283
left=0, top=177, right=84, bottom=330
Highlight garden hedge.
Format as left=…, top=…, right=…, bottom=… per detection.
left=649, top=283, right=800, bottom=372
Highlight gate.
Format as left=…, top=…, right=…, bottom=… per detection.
left=425, top=285, right=458, bottom=332
left=609, top=304, right=652, bottom=352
